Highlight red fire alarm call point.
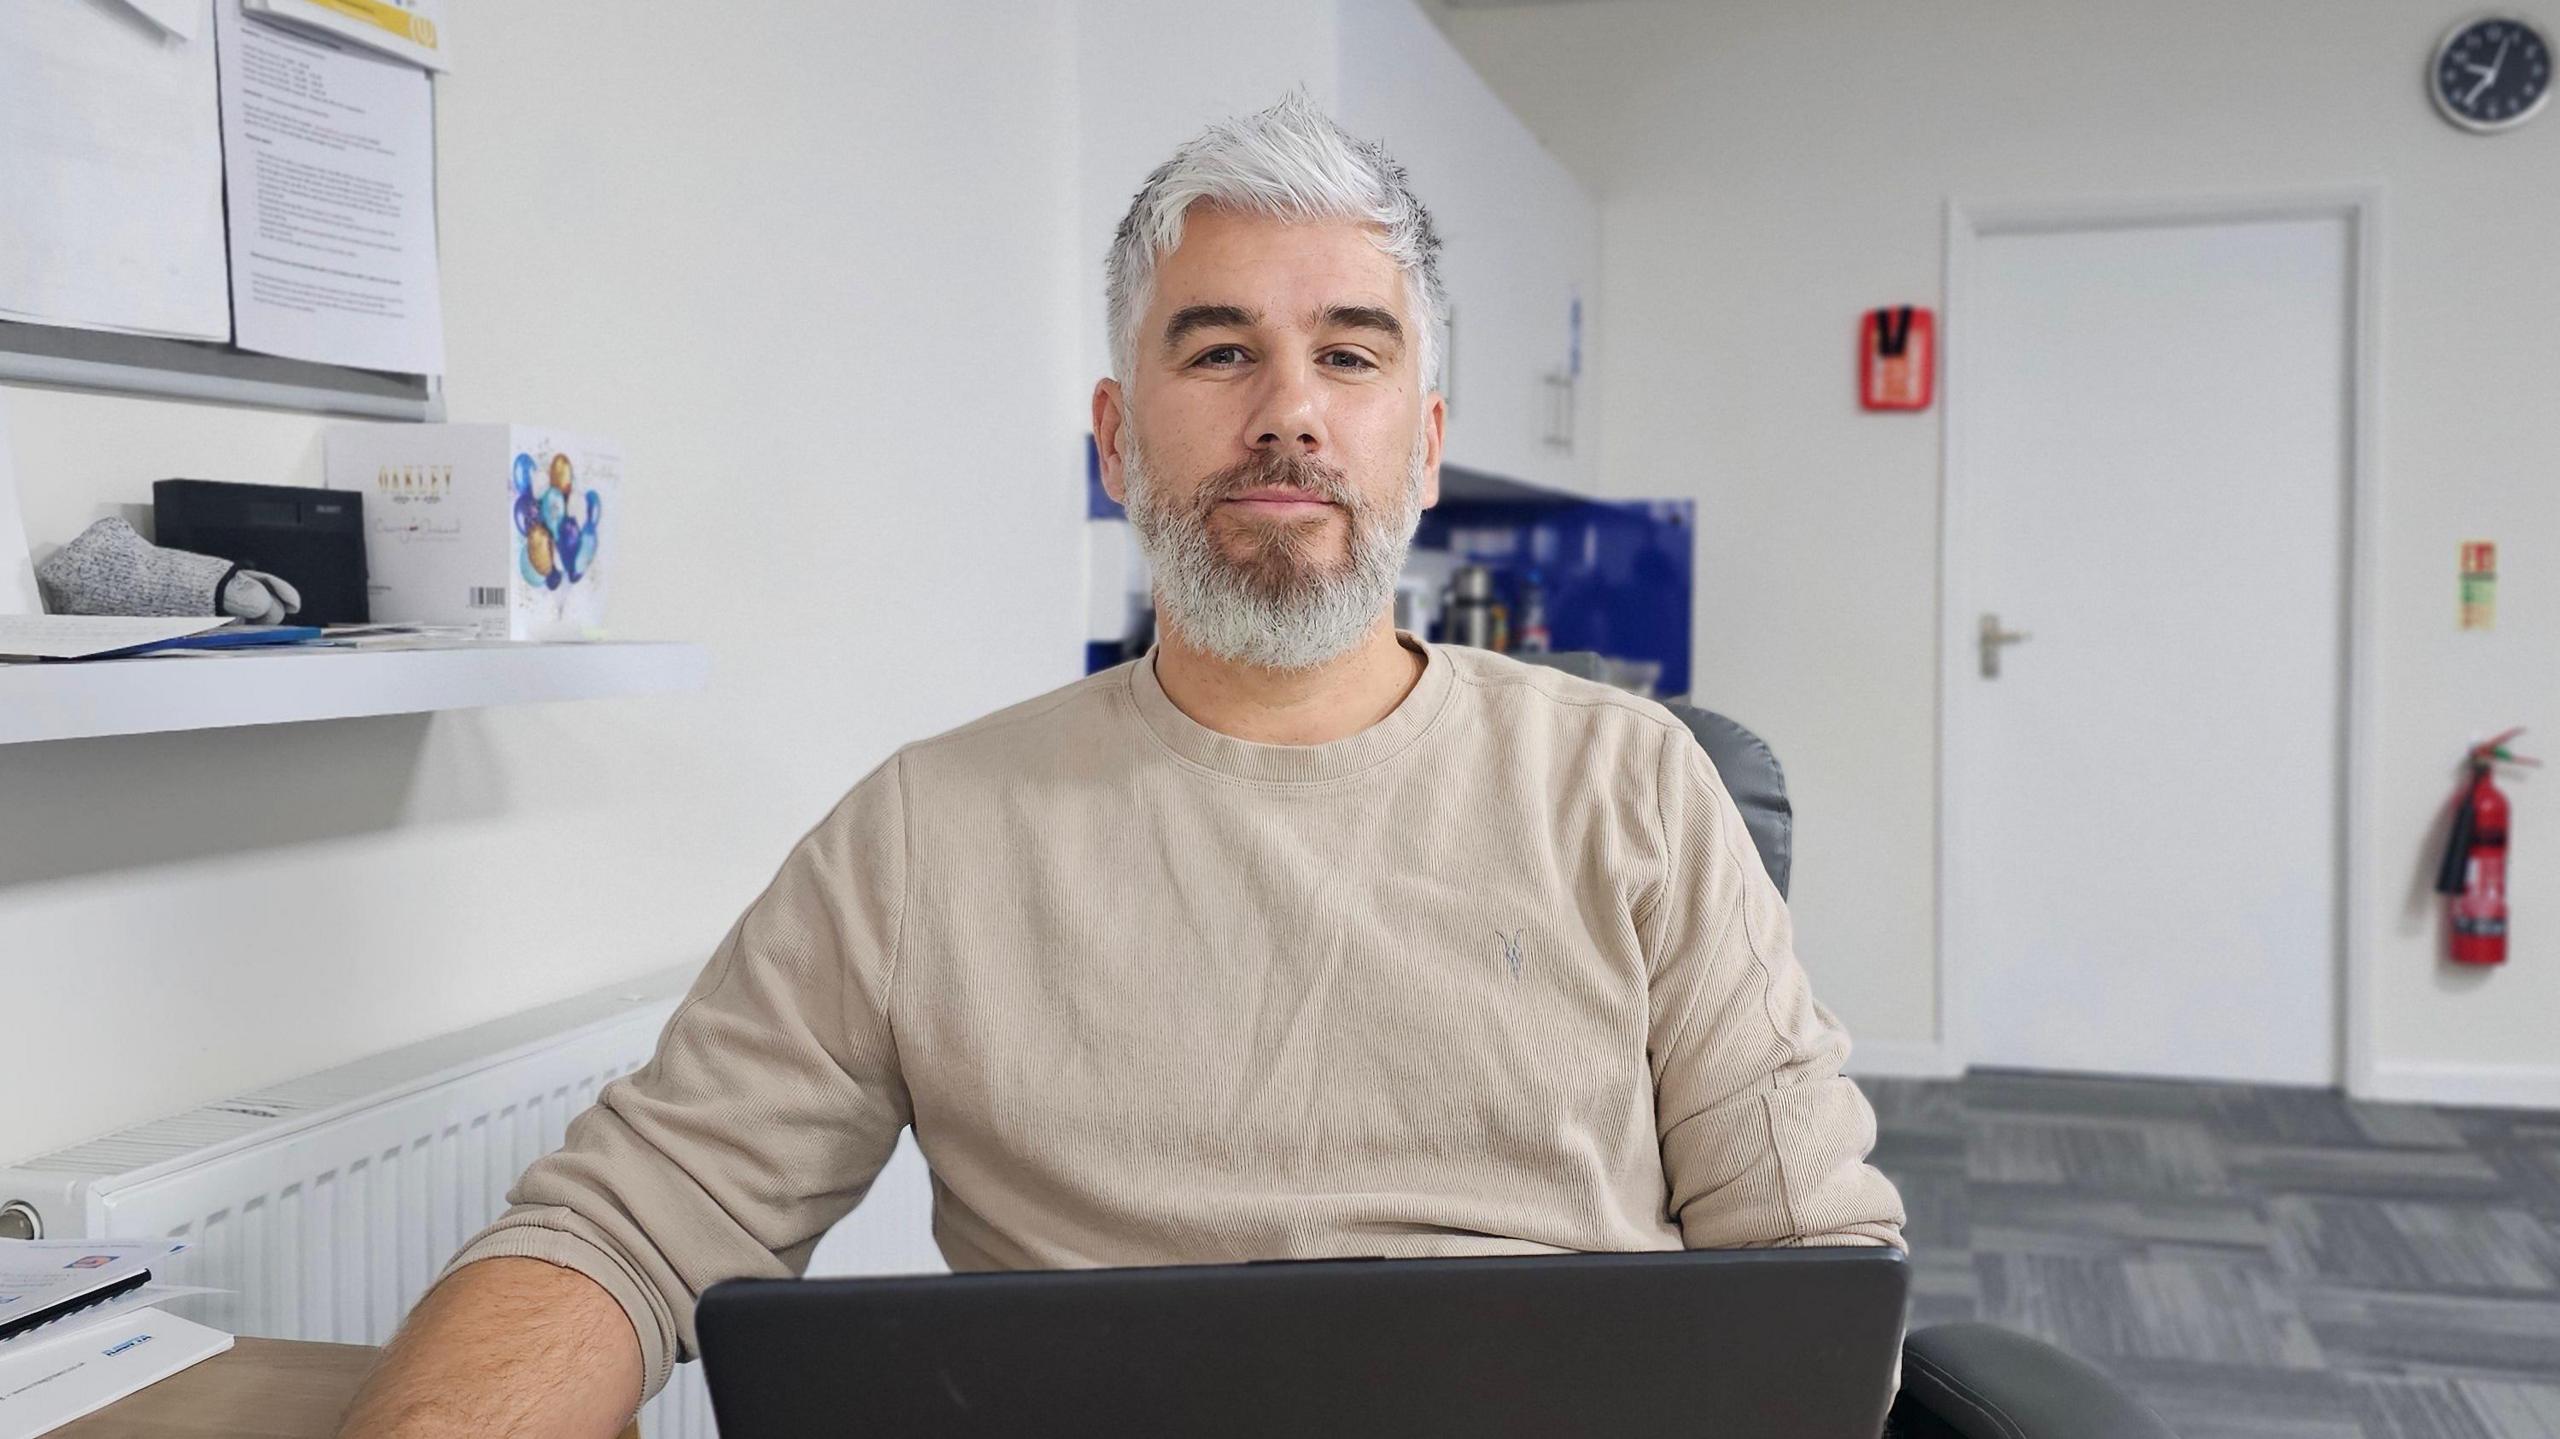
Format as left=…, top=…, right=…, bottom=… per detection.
left=1861, top=306, right=1935, bottom=411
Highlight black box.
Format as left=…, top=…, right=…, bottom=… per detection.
left=152, top=479, right=370, bottom=627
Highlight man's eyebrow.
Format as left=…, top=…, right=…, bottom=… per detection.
left=1317, top=304, right=1404, bottom=344
left=1162, top=304, right=1259, bottom=349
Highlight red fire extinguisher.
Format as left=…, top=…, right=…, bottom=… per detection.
left=2436, top=728, right=2538, bottom=966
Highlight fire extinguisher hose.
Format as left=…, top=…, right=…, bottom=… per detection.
left=2436, top=778, right=2479, bottom=897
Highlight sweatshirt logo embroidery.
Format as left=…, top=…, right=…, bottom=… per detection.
left=1496, top=928, right=1525, bottom=980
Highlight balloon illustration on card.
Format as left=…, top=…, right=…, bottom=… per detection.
left=512, top=446, right=602, bottom=598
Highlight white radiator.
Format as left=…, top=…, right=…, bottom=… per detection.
left=0, top=964, right=945, bottom=1439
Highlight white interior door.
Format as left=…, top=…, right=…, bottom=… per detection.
left=1948, top=212, right=2351, bottom=1086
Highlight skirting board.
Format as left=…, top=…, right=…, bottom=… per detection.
left=2359, top=1061, right=2560, bottom=1111
left=1843, top=1038, right=1966, bottom=1080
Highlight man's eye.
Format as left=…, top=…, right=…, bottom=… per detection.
left=1322, top=350, right=1378, bottom=371
left=1192, top=345, right=1248, bottom=367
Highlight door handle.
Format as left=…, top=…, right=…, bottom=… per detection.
left=1979, top=613, right=2032, bottom=678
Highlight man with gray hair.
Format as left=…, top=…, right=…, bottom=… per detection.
left=339, top=96, right=1903, bottom=1437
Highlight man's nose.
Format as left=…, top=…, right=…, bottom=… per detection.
left=1244, top=363, right=1326, bottom=454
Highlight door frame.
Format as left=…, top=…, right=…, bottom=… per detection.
left=1935, top=187, right=2385, bottom=1094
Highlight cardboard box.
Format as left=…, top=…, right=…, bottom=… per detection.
left=325, top=423, right=616, bottom=640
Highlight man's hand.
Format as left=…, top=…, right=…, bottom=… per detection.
left=334, top=1257, right=643, bottom=1439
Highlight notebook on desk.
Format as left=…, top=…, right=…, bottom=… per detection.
left=0, top=1305, right=232, bottom=1435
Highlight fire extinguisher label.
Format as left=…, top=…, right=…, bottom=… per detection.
left=2452, top=851, right=2510, bottom=959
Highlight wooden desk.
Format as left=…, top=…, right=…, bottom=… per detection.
left=51, top=1338, right=372, bottom=1439
left=51, top=1337, right=641, bottom=1439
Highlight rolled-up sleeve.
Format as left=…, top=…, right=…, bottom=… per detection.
left=436, top=755, right=914, bottom=1404
left=1643, top=728, right=1906, bottom=1252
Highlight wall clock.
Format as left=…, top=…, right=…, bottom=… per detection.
left=2432, top=14, right=2552, bottom=132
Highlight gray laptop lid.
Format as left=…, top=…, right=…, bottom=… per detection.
left=698, top=1247, right=1907, bottom=1438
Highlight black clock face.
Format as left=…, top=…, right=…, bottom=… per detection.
left=2435, top=16, right=2553, bottom=130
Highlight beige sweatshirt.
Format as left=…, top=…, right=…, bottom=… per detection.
left=441, top=633, right=1906, bottom=1402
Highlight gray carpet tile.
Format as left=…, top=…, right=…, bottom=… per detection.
left=2457, top=1381, right=2560, bottom=1439
left=2228, top=1144, right=2513, bottom=1202
left=1968, top=1181, right=2273, bottom=1241
left=2348, top=1375, right=2509, bottom=1439
left=1968, top=1114, right=2235, bottom=1193
left=2344, top=1103, right=2473, bottom=1152
left=2297, top=1286, right=2560, bottom=1379
left=2271, top=1197, right=2560, bottom=1293
left=2483, top=1147, right=2560, bottom=1222
left=2103, top=1360, right=2368, bottom=1439
left=1866, top=1070, right=2560, bottom=1438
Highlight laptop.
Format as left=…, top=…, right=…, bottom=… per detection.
left=697, top=1247, right=1909, bottom=1437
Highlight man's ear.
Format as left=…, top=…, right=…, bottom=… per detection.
left=1419, top=390, right=1447, bottom=510
left=1092, top=379, right=1131, bottom=506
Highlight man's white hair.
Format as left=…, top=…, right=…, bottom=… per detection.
left=1106, top=94, right=1447, bottom=392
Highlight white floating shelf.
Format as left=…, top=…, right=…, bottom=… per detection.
left=0, top=640, right=710, bottom=745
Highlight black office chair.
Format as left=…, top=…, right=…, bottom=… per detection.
left=1518, top=651, right=2177, bottom=1439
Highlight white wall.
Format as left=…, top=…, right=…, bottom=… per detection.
left=1337, top=0, right=1599, bottom=496
left=1074, top=1, right=1339, bottom=393
left=0, top=1, right=1088, bottom=1163
left=1435, top=0, right=2560, bottom=1097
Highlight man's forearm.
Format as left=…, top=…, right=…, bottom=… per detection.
left=336, top=1256, right=644, bottom=1439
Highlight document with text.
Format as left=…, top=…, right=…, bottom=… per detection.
left=0, top=615, right=236, bottom=661
left=215, top=0, right=445, bottom=373
left=246, top=0, right=449, bottom=72
left=0, top=0, right=230, bottom=341
left=0, top=397, right=37, bottom=616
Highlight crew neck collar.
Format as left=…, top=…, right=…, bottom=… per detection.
left=1127, top=629, right=1456, bottom=785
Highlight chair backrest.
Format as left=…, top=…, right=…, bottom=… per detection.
left=1511, top=651, right=1794, bottom=898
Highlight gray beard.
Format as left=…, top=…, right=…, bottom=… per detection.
left=1122, top=428, right=1426, bottom=672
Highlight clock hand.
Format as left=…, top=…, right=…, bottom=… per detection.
left=2461, top=33, right=2518, bottom=106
